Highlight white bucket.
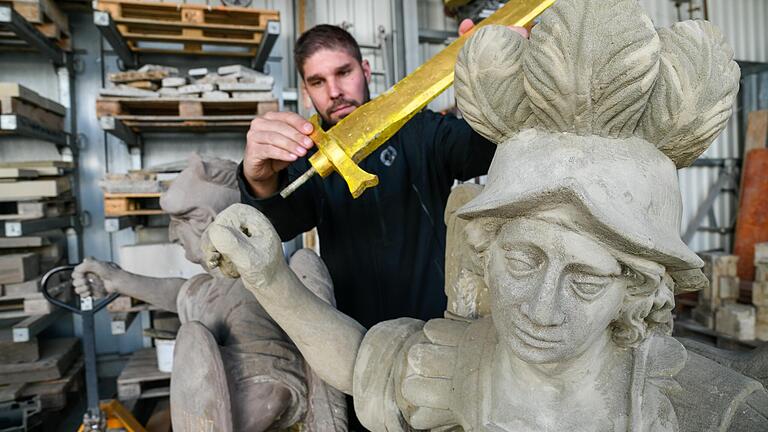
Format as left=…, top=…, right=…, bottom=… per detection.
left=155, top=339, right=176, bottom=373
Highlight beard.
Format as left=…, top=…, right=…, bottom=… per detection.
left=316, top=85, right=371, bottom=127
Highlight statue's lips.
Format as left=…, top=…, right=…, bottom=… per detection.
left=511, top=319, right=563, bottom=349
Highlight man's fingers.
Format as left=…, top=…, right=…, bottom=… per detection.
left=262, top=111, right=314, bottom=135
left=458, top=18, right=474, bottom=36
left=258, top=143, right=301, bottom=164
left=249, top=130, right=306, bottom=159
left=252, top=118, right=315, bottom=150
left=508, top=25, right=529, bottom=38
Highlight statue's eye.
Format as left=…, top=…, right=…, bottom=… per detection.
left=570, top=273, right=611, bottom=300
left=504, top=249, right=540, bottom=275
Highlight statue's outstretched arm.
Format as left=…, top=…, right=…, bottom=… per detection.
left=201, top=204, right=366, bottom=395
left=72, top=258, right=185, bottom=312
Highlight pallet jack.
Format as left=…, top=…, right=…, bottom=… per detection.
left=41, top=266, right=146, bottom=432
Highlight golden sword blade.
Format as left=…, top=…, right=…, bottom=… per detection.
left=281, top=0, right=556, bottom=199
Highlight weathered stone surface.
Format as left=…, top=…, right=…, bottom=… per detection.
left=230, top=91, right=275, bottom=101
left=188, top=67, right=208, bottom=77
left=202, top=91, right=230, bottom=100
left=178, top=83, right=215, bottom=95
left=99, top=85, right=158, bottom=98
left=198, top=0, right=753, bottom=431
left=71, top=155, right=344, bottom=431
left=161, top=77, right=187, bottom=88
left=716, top=304, right=756, bottom=341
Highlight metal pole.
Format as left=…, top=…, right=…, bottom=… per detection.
left=81, top=308, right=101, bottom=416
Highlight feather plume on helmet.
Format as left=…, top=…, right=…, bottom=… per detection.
left=453, top=0, right=740, bottom=294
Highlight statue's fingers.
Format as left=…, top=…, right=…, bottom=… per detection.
left=406, top=344, right=456, bottom=379
left=200, top=227, right=223, bottom=271
left=401, top=376, right=452, bottom=409
left=207, top=224, right=251, bottom=278
left=407, top=407, right=455, bottom=430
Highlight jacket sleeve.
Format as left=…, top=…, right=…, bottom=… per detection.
left=237, top=160, right=321, bottom=241
left=422, top=110, right=496, bottom=182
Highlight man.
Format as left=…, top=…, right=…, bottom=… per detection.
left=238, top=21, right=527, bottom=329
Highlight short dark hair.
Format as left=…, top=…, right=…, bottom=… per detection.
left=294, top=24, right=363, bottom=78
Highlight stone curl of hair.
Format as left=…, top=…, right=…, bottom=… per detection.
left=464, top=218, right=674, bottom=349
left=454, top=0, right=740, bottom=168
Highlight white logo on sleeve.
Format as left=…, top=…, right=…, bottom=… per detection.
left=380, top=145, right=398, bottom=167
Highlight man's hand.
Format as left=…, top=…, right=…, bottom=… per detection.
left=244, top=112, right=316, bottom=197
left=201, top=204, right=285, bottom=291
left=458, top=18, right=529, bottom=38
left=71, top=258, right=123, bottom=298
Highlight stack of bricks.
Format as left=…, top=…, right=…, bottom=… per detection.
left=752, top=243, right=768, bottom=341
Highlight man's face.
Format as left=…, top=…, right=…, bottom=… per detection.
left=486, top=217, right=628, bottom=364
left=301, top=48, right=371, bottom=126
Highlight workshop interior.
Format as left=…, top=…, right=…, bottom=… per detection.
left=0, top=0, right=767, bottom=430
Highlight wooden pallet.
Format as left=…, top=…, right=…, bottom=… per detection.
left=97, top=97, right=277, bottom=133
left=20, top=357, right=83, bottom=411
left=0, top=279, right=70, bottom=316
left=4, top=0, right=71, bottom=51
left=117, top=348, right=170, bottom=401
left=0, top=197, right=74, bottom=221
left=0, top=95, right=64, bottom=133
left=0, top=83, right=66, bottom=118
left=0, top=337, right=79, bottom=385
left=96, top=97, right=277, bottom=117
left=94, top=0, right=279, bottom=57
left=104, top=192, right=163, bottom=217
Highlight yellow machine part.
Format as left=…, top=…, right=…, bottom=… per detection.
left=76, top=400, right=147, bottom=432
left=305, top=0, right=555, bottom=198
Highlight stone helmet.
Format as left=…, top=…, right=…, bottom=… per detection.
left=453, top=0, right=740, bottom=292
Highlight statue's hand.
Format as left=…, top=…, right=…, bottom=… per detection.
left=71, top=257, right=122, bottom=298
left=401, top=320, right=463, bottom=430
left=201, top=204, right=284, bottom=290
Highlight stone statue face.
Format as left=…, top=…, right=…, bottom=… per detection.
left=169, top=208, right=215, bottom=265
left=486, top=216, right=629, bottom=364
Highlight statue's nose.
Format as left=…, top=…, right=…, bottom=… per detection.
left=520, top=275, right=566, bottom=327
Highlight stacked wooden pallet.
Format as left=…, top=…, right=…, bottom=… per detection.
left=97, top=64, right=278, bottom=133
left=0, top=161, right=74, bottom=313
left=93, top=0, right=279, bottom=57
left=0, top=0, right=71, bottom=51
left=0, top=337, right=83, bottom=418
left=116, top=348, right=169, bottom=401
left=0, top=83, right=68, bottom=145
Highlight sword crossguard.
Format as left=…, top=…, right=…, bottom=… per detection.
left=307, top=115, right=379, bottom=198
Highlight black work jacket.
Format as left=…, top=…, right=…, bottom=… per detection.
left=237, top=110, right=494, bottom=329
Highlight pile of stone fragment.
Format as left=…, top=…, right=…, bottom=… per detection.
left=693, top=242, right=768, bottom=341
left=98, top=64, right=275, bottom=100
